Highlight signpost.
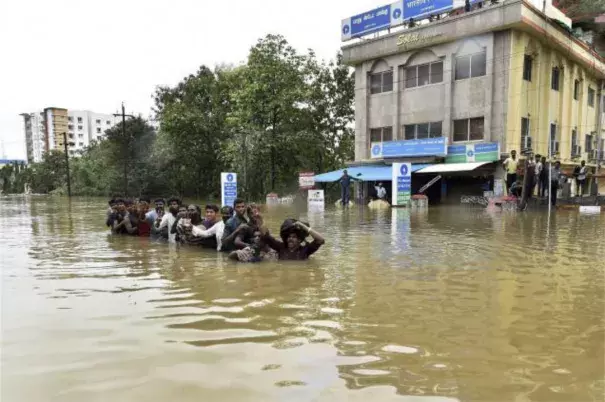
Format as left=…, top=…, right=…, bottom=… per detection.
left=308, top=189, right=325, bottom=211
left=371, top=137, right=447, bottom=159
left=221, top=172, right=237, bottom=208
left=392, top=163, right=412, bottom=207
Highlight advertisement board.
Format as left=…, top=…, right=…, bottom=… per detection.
left=220, top=172, right=237, bottom=208
left=392, top=163, right=412, bottom=207
left=371, top=137, right=447, bottom=159
left=446, top=142, right=500, bottom=163
left=299, top=172, right=315, bottom=189
left=341, top=1, right=404, bottom=41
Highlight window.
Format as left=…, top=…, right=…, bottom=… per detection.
left=549, top=124, right=558, bottom=154
left=106, top=120, right=111, bottom=125
left=403, top=121, right=442, bottom=139
left=588, top=87, right=595, bottom=107
left=68, top=124, right=73, bottom=130
left=77, top=125, right=83, bottom=130
left=551, top=67, right=560, bottom=91
left=405, top=61, right=443, bottom=88
left=69, top=133, right=74, bottom=139
left=370, top=126, right=393, bottom=144
left=96, top=119, right=101, bottom=124
left=521, top=117, right=530, bottom=149
left=574, top=80, right=580, bottom=100
left=453, top=117, right=484, bottom=142
left=455, top=51, right=486, bottom=80
left=68, top=116, right=73, bottom=122
left=585, top=134, right=593, bottom=153
left=77, top=117, right=83, bottom=123
left=571, top=129, right=579, bottom=156
left=78, top=134, right=83, bottom=138
left=523, top=55, right=532, bottom=81
left=96, top=127, right=101, bottom=133
left=370, top=70, right=393, bottom=94
left=78, top=142, right=84, bottom=147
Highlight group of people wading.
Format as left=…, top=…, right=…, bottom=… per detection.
left=106, top=197, right=325, bottom=262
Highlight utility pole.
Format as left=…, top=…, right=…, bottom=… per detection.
left=113, top=102, right=135, bottom=196
left=62, top=132, right=71, bottom=197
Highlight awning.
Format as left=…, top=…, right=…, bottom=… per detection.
left=314, top=164, right=431, bottom=183
left=415, top=162, right=491, bottom=174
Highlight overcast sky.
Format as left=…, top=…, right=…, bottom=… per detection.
left=0, top=0, right=378, bottom=160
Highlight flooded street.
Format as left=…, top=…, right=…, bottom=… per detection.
left=1, top=196, right=604, bottom=402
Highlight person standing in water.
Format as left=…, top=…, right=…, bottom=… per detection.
left=337, top=170, right=360, bottom=207
left=262, top=219, right=325, bottom=260
left=503, top=150, right=518, bottom=194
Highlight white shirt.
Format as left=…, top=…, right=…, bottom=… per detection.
left=535, top=161, right=543, bottom=177
left=578, top=166, right=587, bottom=181
left=375, top=186, right=387, bottom=199
left=191, top=220, right=225, bottom=251
left=158, top=213, right=177, bottom=243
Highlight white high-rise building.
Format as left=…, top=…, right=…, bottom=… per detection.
left=21, top=108, right=120, bottom=161
left=20, top=111, right=46, bottom=163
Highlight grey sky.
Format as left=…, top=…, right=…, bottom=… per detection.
left=0, top=0, right=378, bottom=159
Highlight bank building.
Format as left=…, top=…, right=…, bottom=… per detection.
left=314, top=0, right=605, bottom=204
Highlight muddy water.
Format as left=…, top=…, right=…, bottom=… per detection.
left=1, top=196, right=604, bottom=402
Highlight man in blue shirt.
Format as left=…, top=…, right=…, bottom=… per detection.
left=338, top=170, right=360, bottom=207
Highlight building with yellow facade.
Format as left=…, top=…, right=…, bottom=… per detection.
left=334, top=0, right=605, bottom=202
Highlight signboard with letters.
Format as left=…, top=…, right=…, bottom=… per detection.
left=446, top=142, right=500, bottom=163
left=308, top=189, right=325, bottom=211
left=371, top=137, right=447, bottom=159
left=392, top=162, right=412, bottom=207
left=221, top=172, right=237, bottom=208
left=299, top=172, right=315, bottom=189
left=341, top=0, right=480, bottom=41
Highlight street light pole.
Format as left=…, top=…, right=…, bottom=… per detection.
left=62, top=132, right=71, bottom=197
left=113, top=102, right=135, bottom=196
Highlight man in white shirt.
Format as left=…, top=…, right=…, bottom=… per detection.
left=375, top=182, right=387, bottom=200
left=156, top=197, right=181, bottom=243
left=191, top=206, right=232, bottom=251
left=534, top=154, right=543, bottom=197
left=503, top=150, right=518, bottom=194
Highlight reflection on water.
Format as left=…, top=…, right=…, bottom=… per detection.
left=1, top=196, right=604, bottom=402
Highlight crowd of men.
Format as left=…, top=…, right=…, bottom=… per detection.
left=106, top=198, right=325, bottom=262
left=504, top=150, right=590, bottom=206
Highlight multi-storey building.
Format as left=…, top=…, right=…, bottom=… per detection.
left=22, top=108, right=119, bottom=161
left=331, top=0, right=605, bottom=202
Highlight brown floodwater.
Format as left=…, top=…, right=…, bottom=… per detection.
left=1, top=195, right=604, bottom=402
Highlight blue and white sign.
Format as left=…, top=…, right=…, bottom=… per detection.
left=371, top=137, right=447, bottom=159
left=404, top=0, right=453, bottom=21
left=221, top=172, right=237, bottom=208
left=392, top=162, right=412, bottom=207
left=341, top=1, right=404, bottom=41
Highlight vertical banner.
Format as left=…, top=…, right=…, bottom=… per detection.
left=308, top=189, right=325, bottom=211
left=221, top=172, right=237, bottom=208
left=392, top=163, right=411, bottom=207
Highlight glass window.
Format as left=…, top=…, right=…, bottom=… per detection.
left=551, top=68, right=560, bottom=91
left=521, top=117, right=529, bottom=149
left=471, top=52, right=486, bottom=78
left=429, top=121, right=442, bottom=137
left=430, top=62, right=443, bottom=84
left=77, top=117, right=83, bottom=123
left=455, top=56, right=470, bottom=80
left=469, top=117, right=484, bottom=140
left=96, top=127, right=101, bottom=133
left=523, top=55, right=532, bottom=81
left=416, top=123, right=429, bottom=139
left=106, top=120, right=111, bottom=125
left=549, top=124, right=557, bottom=154
left=370, top=128, right=382, bottom=143
left=68, top=116, right=73, bottom=122
left=571, top=129, right=578, bottom=156
left=77, top=125, right=83, bottom=130
left=383, top=127, right=393, bottom=142
left=417, top=64, right=430, bottom=87
left=585, top=134, right=593, bottom=152
left=370, top=74, right=382, bottom=94
left=453, top=119, right=469, bottom=142
left=573, top=80, right=580, bottom=100
left=96, top=119, right=101, bottom=124
left=588, top=87, right=595, bottom=107
left=404, top=125, right=415, bottom=140
left=68, top=124, right=73, bottom=130
left=382, top=71, right=393, bottom=92
left=405, top=66, right=417, bottom=88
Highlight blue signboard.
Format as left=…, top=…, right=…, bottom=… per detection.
left=221, top=172, right=237, bottom=208
left=404, top=0, right=453, bottom=20
left=446, top=142, right=500, bottom=163
left=371, top=137, right=447, bottom=159
left=392, top=163, right=412, bottom=206
left=342, top=1, right=404, bottom=41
